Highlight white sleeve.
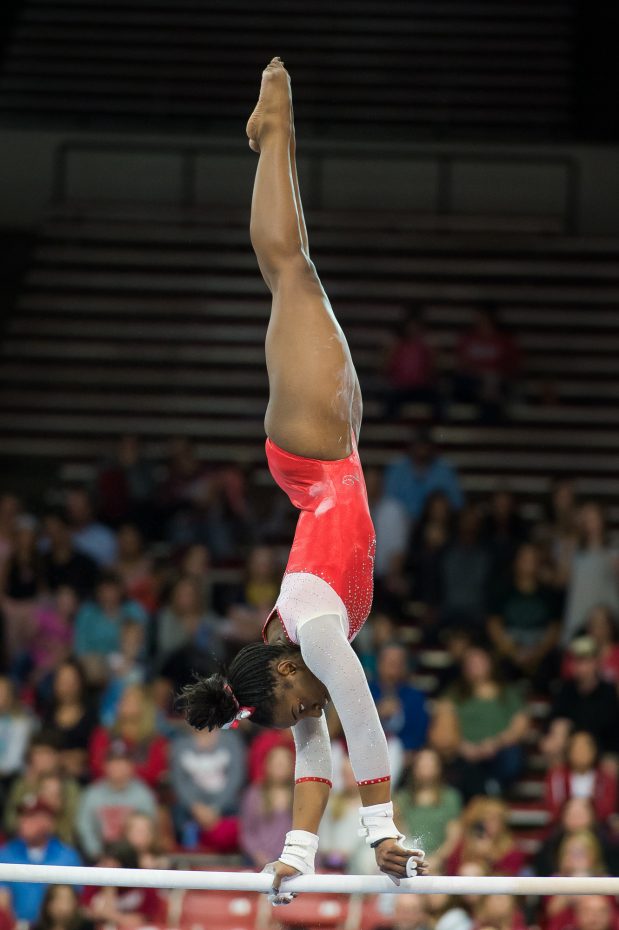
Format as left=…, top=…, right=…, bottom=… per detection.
left=292, top=713, right=333, bottom=786
left=297, top=614, right=391, bottom=785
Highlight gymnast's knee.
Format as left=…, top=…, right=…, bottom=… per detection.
left=251, top=232, right=315, bottom=284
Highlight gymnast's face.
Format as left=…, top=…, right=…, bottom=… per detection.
left=270, top=656, right=330, bottom=729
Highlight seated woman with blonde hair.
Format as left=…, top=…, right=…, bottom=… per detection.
left=89, top=684, right=168, bottom=790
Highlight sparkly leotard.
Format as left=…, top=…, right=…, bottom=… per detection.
left=263, top=434, right=376, bottom=644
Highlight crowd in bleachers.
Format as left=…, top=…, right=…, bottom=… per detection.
left=0, top=424, right=618, bottom=930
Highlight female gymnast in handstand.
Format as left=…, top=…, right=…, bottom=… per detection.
left=182, top=57, right=427, bottom=902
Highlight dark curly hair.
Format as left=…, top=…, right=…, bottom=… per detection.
left=179, top=641, right=301, bottom=730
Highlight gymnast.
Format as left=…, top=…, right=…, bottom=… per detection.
left=182, top=57, right=427, bottom=903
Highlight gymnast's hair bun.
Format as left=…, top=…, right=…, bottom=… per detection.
left=179, top=672, right=237, bottom=731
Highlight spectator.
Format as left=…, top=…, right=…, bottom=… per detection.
left=384, top=427, right=464, bottom=522
left=473, top=894, right=527, bottom=930
left=317, top=756, right=377, bottom=875
left=177, top=543, right=213, bottom=605
left=65, top=487, right=117, bottom=568
left=0, top=796, right=81, bottom=924
left=185, top=463, right=255, bottom=561
left=369, top=642, right=430, bottom=778
left=0, top=677, right=34, bottom=798
left=430, top=645, right=528, bottom=799
left=122, top=812, right=169, bottom=869
left=76, top=741, right=157, bottom=860
left=155, top=574, right=224, bottom=663
left=224, top=545, right=281, bottom=643
left=445, top=797, right=526, bottom=876
left=240, top=745, right=294, bottom=869
left=395, top=748, right=462, bottom=871
left=96, top=435, right=155, bottom=532
left=28, top=586, right=76, bottom=694
left=545, top=830, right=608, bottom=930
left=365, top=466, right=411, bottom=588
left=545, top=731, right=617, bottom=823
left=439, top=505, right=491, bottom=632
left=453, top=304, right=519, bottom=422
left=43, top=659, right=98, bottom=781
left=73, top=572, right=147, bottom=663
left=41, top=510, right=98, bottom=599
left=1, top=514, right=42, bottom=665
left=382, top=313, right=439, bottom=420
left=482, top=489, right=528, bottom=592
left=571, top=895, right=617, bottom=930
left=389, top=894, right=432, bottom=930
left=2, top=513, right=42, bottom=601
left=355, top=612, right=398, bottom=682
left=113, top=523, right=158, bottom=614
left=33, top=885, right=94, bottom=930
left=90, top=684, right=168, bottom=790
left=563, top=503, right=619, bottom=645
left=534, top=798, right=616, bottom=878
left=156, top=437, right=211, bottom=535
left=406, top=492, right=454, bottom=629
left=542, top=636, right=619, bottom=762
left=487, top=542, right=561, bottom=686
left=98, top=620, right=147, bottom=728
left=246, top=728, right=295, bottom=784
left=82, top=841, right=166, bottom=929
left=535, top=478, right=579, bottom=598
left=37, top=773, right=81, bottom=847
left=170, top=724, right=246, bottom=853
left=4, top=732, right=64, bottom=835
left=562, top=604, right=619, bottom=685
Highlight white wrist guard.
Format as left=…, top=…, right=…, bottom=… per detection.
left=358, top=801, right=405, bottom=847
left=278, top=830, right=319, bottom=875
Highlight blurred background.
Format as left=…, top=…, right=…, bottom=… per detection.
left=1, top=1, right=619, bottom=929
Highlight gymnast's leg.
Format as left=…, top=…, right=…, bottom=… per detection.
left=246, top=57, right=361, bottom=461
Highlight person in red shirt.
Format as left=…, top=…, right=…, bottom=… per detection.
left=89, top=685, right=167, bottom=790
left=453, top=305, right=520, bottom=422
left=383, top=313, right=441, bottom=420
left=82, top=841, right=166, bottom=929
left=545, top=731, right=617, bottom=823
left=445, top=797, right=527, bottom=877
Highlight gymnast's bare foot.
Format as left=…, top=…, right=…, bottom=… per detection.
left=246, top=57, right=292, bottom=153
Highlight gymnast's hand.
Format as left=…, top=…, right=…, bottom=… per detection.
left=262, top=860, right=300, bottom=906
left=374, top=839, right=429, bottom=884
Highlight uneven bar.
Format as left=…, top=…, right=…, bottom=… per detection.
left=0, top=865, right=617, bottom=896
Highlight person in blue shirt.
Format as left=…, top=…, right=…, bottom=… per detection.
left=74, top=572, right=147, bottom=659
left=0, top=795, right=82, bottom=923
left=383, top=427, right=464, bottom=521
left=369, top=642, right=430, bottom=770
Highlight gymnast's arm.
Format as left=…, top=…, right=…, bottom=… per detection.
left=297, top=615, right=427, bottom=877
left=266, top=714, right=332, bottom=900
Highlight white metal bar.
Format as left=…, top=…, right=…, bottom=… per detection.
left=0, top=865, right=617, bottom=896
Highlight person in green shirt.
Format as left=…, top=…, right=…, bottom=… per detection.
left=395, top=748, right=462, bottom=872
left=487, top=543, right=561, bottom=689
left=430, top=645, right=529, bottom=799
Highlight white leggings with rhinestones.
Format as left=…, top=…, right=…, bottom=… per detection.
left=294, top=613, right=391, bottom=786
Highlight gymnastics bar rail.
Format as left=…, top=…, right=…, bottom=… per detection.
left=0, top=865, right=616, bottom=896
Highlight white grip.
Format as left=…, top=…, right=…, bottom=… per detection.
left=358, top=801, right=405, bottom=847
left=278, top=830, right=319, bottom=875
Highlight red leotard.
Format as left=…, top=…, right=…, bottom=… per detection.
left=265, top=435, right=376, bottom=641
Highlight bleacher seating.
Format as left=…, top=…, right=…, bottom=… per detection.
left=0, top=0, right=575, bottom=139
left=2, top=199, right=619, bottom=524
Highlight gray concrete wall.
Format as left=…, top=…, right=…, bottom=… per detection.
left=0, top=127, right=618, bottom=235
